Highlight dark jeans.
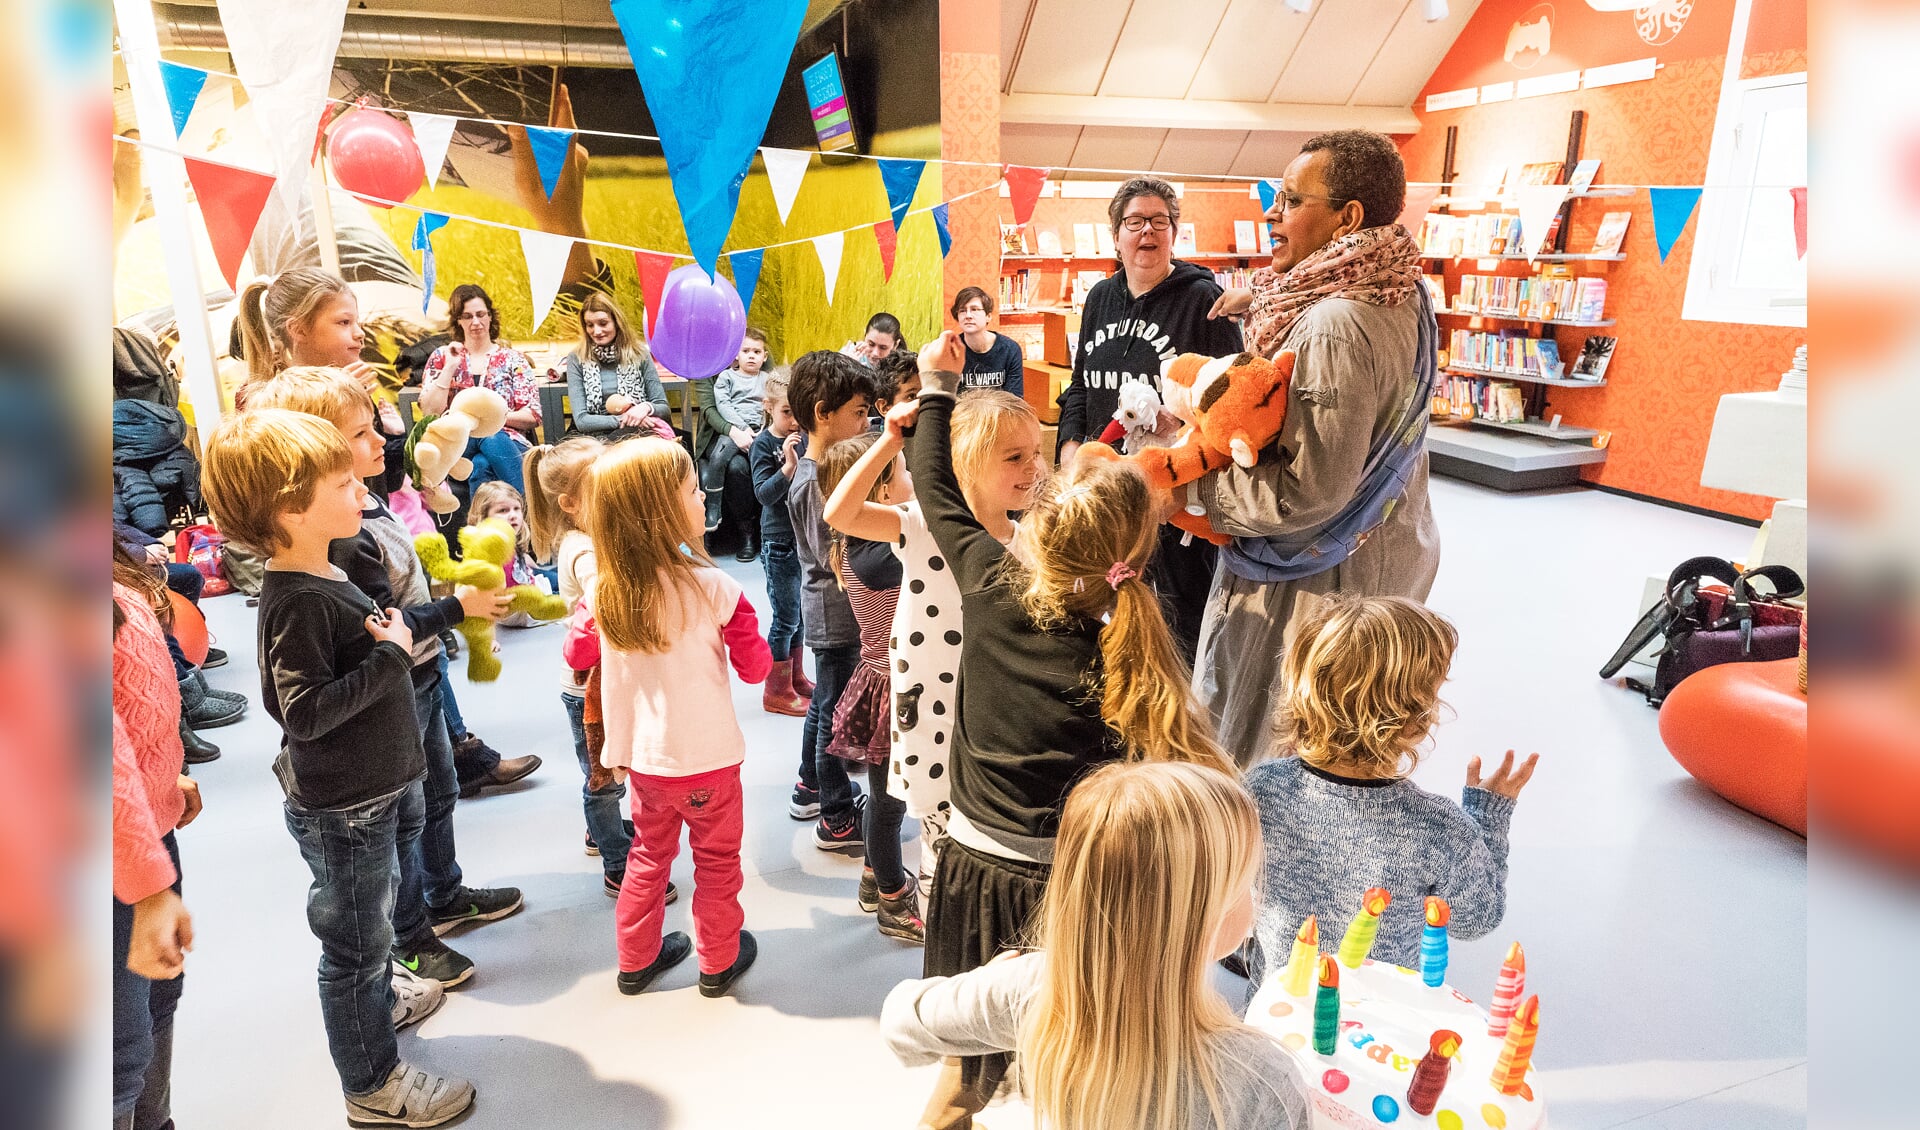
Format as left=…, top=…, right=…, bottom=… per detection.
left=865, top=760, right=907, bottom=892
left=165, top=633, right=192, bottom=682
left=1148, top=525, right=1217, bottom=667
left=112, top=833, right=185, bottom=1127
left=801, top=644, right=860, bottom=824
left=395, top=668, right=463, bottom=943
left=284, top=781, right=424, bottom=1095
left=563, top=690, right=631, bottom=876
left=761, top=540, right=804, bottom=657
left=434, top=649, right=501, bottom=786
left=164, top=562, right=202, bottom=603
left=701, top=436, right=757, bottom=549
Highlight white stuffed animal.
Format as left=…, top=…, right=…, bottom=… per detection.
left=1111, top=380, right=1171, bottom=454
left=407, top=386, right=509, bottom=514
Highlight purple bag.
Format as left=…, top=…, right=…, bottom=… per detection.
left=1601, top=557, right=1805, bottom=706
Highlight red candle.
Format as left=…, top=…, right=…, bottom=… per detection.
left=1406, top=1029, right=1460, bottom=1115
left=1490, top=995, right=1541, bottom=1095
left=1487, top=942, right=1526, bottom=1037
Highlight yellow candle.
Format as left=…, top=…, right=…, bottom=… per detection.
left=1281, top=915, right=1319, bottom=996
left=1337, top=887, right=1392, bottom=968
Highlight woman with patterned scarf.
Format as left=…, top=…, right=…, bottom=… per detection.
left=1196, top=129, right=1443, bottom=769
left=563, top=292, right=674, bottom=441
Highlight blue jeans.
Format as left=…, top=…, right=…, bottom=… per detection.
left=164, top=562, right=202, bottom=603
left=434, top=649, right=501, bottom=788
left=112, top=833, right=185, bottom=1126
left=802, top=644, right=860, bottom=825
left=464, top=431, right=529, bottom=496
left=283, top=781, right=423, bottom=1095
left=761, top=540, right=804, bottom=657
left=395, top=669, right=463, bottom=944
left=562, top=690, right=631, bottom=876
left=436, top=649, right=468, bottom=737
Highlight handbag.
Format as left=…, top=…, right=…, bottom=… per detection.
left=173, top=523, right=233, bottom=597
left=1600, top=556, right=1805, bottom=705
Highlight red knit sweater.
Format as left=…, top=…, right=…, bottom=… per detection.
left=112, top=583, right=186, bottom=905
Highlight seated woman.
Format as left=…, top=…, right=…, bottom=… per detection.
left=419, top=283, right=542, bottom=495
left=562, top=292, right=672, bottom=442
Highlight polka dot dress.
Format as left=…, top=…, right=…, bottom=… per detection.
left=886, top=501, right=965, bottom=820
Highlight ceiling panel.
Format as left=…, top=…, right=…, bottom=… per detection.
left=1000, top=0, right=1037, bottom=92
left=1350, top=0, right=1483, bottom=106
left=1000, top=122, right=1085, bottom=170
left=1098, top=0, right=1233, bottom=100
left=1226, top=130, right=1319, bottom=179
left=1187, top=0, right=1317, bottom=102
left=1269, top=0, right=1410, bottom=105
left=1151, top=129, right=1252, bottom=178
left=1067, top=126, right=1172, bottom=175
left=1009, top=0, right=1132, bottom=96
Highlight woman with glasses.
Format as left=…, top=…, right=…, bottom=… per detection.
left=420, top=283, right=543, bottom=495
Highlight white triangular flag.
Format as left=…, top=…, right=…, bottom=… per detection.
left=1514, top=184, right=1572, bottom=260
left=215, top=0, right=349, bottom=222
left=763, top=147, right=812, bottom=226
left=410, top=112, right=457, bottom=190
left=520, top=229, right=573, bottom=333
left=813, top=231, right=843, bottom=305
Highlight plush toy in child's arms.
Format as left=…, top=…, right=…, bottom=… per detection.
left=405, top=386, right=510, bottom=514
left=415, top=517, right=568, bottom=681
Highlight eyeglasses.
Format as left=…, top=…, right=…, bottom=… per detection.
left=1119, top=215, right=1175, bottom=233
left=1274, top=191, right=1350, bottom=215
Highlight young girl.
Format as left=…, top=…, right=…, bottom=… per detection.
left=822, top=389, right=1044, bottom=900
left=905, top=333, right=1230, bottom=1124
left=1246, top=595, right=1537, bottom=984
left=468, top=481, right=553, bottom=626
left=818, top=433, right=922, bottom=944
left=585, top=438, right=772, bottom=999
left=882, top=761, right=1309, bottom=1130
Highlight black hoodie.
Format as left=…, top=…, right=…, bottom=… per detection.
left=1055, top=259, right=1246, bottom=445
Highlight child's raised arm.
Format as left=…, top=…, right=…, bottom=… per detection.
left=1436, top=751, right=1536, bottom=939
left=822, top=405, right=911, bottom=545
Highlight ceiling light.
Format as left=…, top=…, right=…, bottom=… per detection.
left=1424, top=0, right=1450, bottom=20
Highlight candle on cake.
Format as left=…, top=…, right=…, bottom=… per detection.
left=1420, top=897, right=1450, bottom=987
left=1281, top=915, right=1319, bottom=996
left=1406, top=1029, right=1461, bottom=1115
left=1336, top=887, right=1392, bottom=968
left=1488, top=942, right=1527, bottom=1037
left=1312, top=955, right=1341, bottom=1055
left=1489, top=995, right=1541, bottom=1095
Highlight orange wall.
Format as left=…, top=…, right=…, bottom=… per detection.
left=1405, top=0, right=1805, bottom=519
left=940, top=0, right=1002, bottom=322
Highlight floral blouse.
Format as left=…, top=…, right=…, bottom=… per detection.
left=423, top=344, right=541, bottom=422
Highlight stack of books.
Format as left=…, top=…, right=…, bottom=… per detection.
left=1448, top=329, right=1565, bottom=379
left=1452, top=274, right=1608, bottom=321
left=1438, top=375, right=1528, bottom=422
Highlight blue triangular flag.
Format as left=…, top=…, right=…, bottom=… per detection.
left=612, top=0, right=808, bottom=277
left=411, top=212, right=451, bottom=312
left=1256, top=179, right=1278, bottom=214
left=1649, top=187, right=1702, bottom=263
left=932, top=203, right=952, bottom=258
left=159, top=61, right=208, bottom=139
left=729, top=248, right=765, bottom=316
left=525, top=126, right=574, bottom=200
left=879, top=158, right=926, bottom=230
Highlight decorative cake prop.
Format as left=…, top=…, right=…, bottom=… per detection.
left=1249, top=891, right=1547, bottom=1129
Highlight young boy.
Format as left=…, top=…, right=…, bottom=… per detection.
left=246, top=369, right=525, bottom=988
left=750, top=371, right=810, bottom=724
left=200, top=409, right=474, bottom=1127
left=784, top=351, right=877, bottom=848
left=697, top=327, right=771, bottom=561
left=869, top=348, right=922, bottom=424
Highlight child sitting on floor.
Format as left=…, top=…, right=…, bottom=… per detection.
left=469, top=481, right=554, bottom=626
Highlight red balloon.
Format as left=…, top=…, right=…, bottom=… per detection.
left=169, top=589, right=209, bottom=667
left=328, top=108, right=424, bottom=208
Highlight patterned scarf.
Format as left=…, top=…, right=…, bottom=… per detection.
left=581, top=343, right=651, bottom=416
left=1246, top=224, right=1423, bottom=359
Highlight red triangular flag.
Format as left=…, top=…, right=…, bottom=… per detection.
left=1004, top=165, right=1049, bottom=227
left=634, top=250, right=675, bottom=338
left=1789, top=186, right=1807, bottom=260
left=183, top=157, right=277, bottom=290
left=874, top=219, right=898, bottom=281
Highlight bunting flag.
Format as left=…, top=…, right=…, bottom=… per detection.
left=158, top=61, right=207, bottom=138
left=612, top=0, right=808, bottom=276
left=409, top=112, right=457, bottom=191
left=520, top=229, right=573, bottom=333
left=525, top=126, right=574, bottom=199
left=932, top=203, right=952, bottom=258
left=1649, top=186, right=1703, bottom=262
left=1004, top=165, right=1049, bottom=227
left=729, top=248, right=765, bottom=316
left=762, top=146, right=811, bottom=226
left=1790, top=186, right=1807, bottom=259
left=1396, top=184, right=1443, bottom=232
left=1513, top=184, right=1572, bottom=260
left=874, top=220, right=898, bottom=281
left=634, top=250, right=674, bottom=337
left=879, top=158, right=926, bottom=230
left=182, top=157, right=277, bottom=290
left=1256, top=178, right=1278, bottom=214
left=814, top=231, right=844, bottom=305
left=410, top=211, right=450, bottom=312
left=215, top=0, right=349, bottom=221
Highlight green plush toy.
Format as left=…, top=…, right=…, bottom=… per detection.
left=415, top=517, right=568, bottom=682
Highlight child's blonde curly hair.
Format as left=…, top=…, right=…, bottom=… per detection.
left=1279, top=595, right=1457, bottom=777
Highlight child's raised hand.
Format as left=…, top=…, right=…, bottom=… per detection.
left=366, top=608, right=414, bottom=653
left=883, top=398, right=921, bottom=441
left=917, top=332, right=965, bottom=379
left=1467, top=750, right=1539, bottom=799
left=457, top=584, right=512, bottom=622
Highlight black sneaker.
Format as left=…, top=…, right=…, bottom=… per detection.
left=617, top=931, right=692, bottom=995
left=813, top=796, right=867, bottom=852
left=877, top=884, right=926, bottom=945
left=201, top=646, right=228, bottom=669
left=698, top=930, right=758, bottom=998
left=787, top=781, right=821, bottom=821
left=604, top=873, right=678, bottom=904
left=428, top=885, right=524, bottom=936
left=391, top=935, right=475, bottom=988
left=857, top=868, right=880, bottom=913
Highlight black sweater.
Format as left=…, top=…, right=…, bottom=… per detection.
left=749, top=426, right=798, bottom=545
left=256, top=568, right=425, bottom=810
left=907, top=390, right=1122, bottom=852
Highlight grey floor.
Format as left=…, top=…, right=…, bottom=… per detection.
left=174, top=476, right=1806, bottom=1129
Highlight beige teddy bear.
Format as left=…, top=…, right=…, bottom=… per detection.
left=406, top=386, right=510, bottom=514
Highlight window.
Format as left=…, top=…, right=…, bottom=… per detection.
left=1684, top=71, right=1808, bottom=327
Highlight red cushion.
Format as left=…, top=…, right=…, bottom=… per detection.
left=1659, top=658, right=1807, bottom=834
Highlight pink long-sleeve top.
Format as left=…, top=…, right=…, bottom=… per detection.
left=112, top=583, right=186, bottom=905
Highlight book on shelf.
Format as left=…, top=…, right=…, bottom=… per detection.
left=1234, top=219, right=1259, bottom=254
left=1451, top=272, right=1592, bottom=321
left=1001, top=322, right=1046, bottom=362
left=1421, top=274, right=1448, bottom=310
left=1174, top=222, right=1198, bottom=256
left=1036, top=228, right=1063, bottom=257
left=999, top=269, right=1037, bottom=312
left=1256, top=223, right=1272, bottom=253
left=1534, top=338, right=1563, bottom=380
left=1212, top=267, right=1256, bottom=290
left=1421, top=213, right=1524, bottom=258
left=1449, top=328, right=1568, bottom=377
left=1072, top=223, right=1098, bottom=257
left=1573, top=277, right=1608, bottom=321
left=1095, top=224, right=1117, bottom=257
left=1001, top=225, right=1030, bottom=255
left=1590, top=212, right=1631, bottom=256
left=1571, top=335, right=1617, bottom=381
left=1438, top=374, right=1528, bottom=423
left=1517, top=160, right=1564, bottom=186
left=1567, top=158, right=1601, bottom=193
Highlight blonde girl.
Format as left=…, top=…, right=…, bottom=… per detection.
left=585, top=438, right=770, bottom=998
left=468, top=480, right=546, bottom=611
left=822, top=389, right=1045, bottom=899
left=882, top=761, right=1309, bottom=1130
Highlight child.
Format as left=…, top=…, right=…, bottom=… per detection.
left=1246, top=595, right=1537, bottom=983
left=246, top=368, right=526, bottom=989
left=200, top=409, right=473, bottom=1126
left=749, top=372, right=811, bottom=723
left=823, top=389, right=1045, bottom=899
left=951, top=285, right=1025, bottom=397
left=585, top=438, right=771, bottom=997
left=818, top=433, right=923, bottom=944
left=869, top=348, right=922, bottom=420
left=469, top=480, right=554, bottom=626
left=697, top=327, right=771, bottom=561
left=882, top=761, right=1310, bottom=1130
left=786, top=351, right=880, bottom=847
left=907, top=333, right=1230, bottom=1121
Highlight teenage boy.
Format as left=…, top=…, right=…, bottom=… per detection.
left=201, top=409, right=474, bottom=1127
left=750, top=371, right=811, bottom=723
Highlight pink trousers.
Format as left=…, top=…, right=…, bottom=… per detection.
left=614, top=763, right=745, bottom=975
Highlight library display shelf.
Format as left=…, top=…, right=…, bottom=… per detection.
left=1421, top=252, right=1625, bottom=262
left=1426, top=422, right=1608, bottom=491
left=1001, top=251, right=1261, bottom=265
left=1444, top=364, right=1607, bottom=389
left=1462, top=415, right=1602, bottom=442
left=1438, top=309, right=1616, bottom=328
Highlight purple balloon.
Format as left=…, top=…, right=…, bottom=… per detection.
left=650, top=265, right=746, bottom=379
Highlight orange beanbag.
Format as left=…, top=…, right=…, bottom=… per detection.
left=1659, top=658, right=1807, bottom=835
left=169, top=589, right=210, bottom=668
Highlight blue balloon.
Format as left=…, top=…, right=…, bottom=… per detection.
left=650, top=265, right=745, bottom=380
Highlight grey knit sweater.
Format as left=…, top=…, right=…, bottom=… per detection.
left=1244, top=756, right=1517, bottom=989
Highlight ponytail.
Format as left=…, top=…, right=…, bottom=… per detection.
left=522, top=436, right=603, bottom=563
left=235, top=268, right=353, bottom=394
left=237, top=279, right=279, bottom=386
left=1098, top=579, right=1228, bottom=772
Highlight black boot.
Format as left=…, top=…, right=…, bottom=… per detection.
left=178, top=669, right=245, bottom=729
left=179, top=714, right=221, bottom=764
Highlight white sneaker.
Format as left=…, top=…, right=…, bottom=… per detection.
left=390, top=969, right=445, bottom=1032
left=345, top=1060, right=475, bottom=1127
